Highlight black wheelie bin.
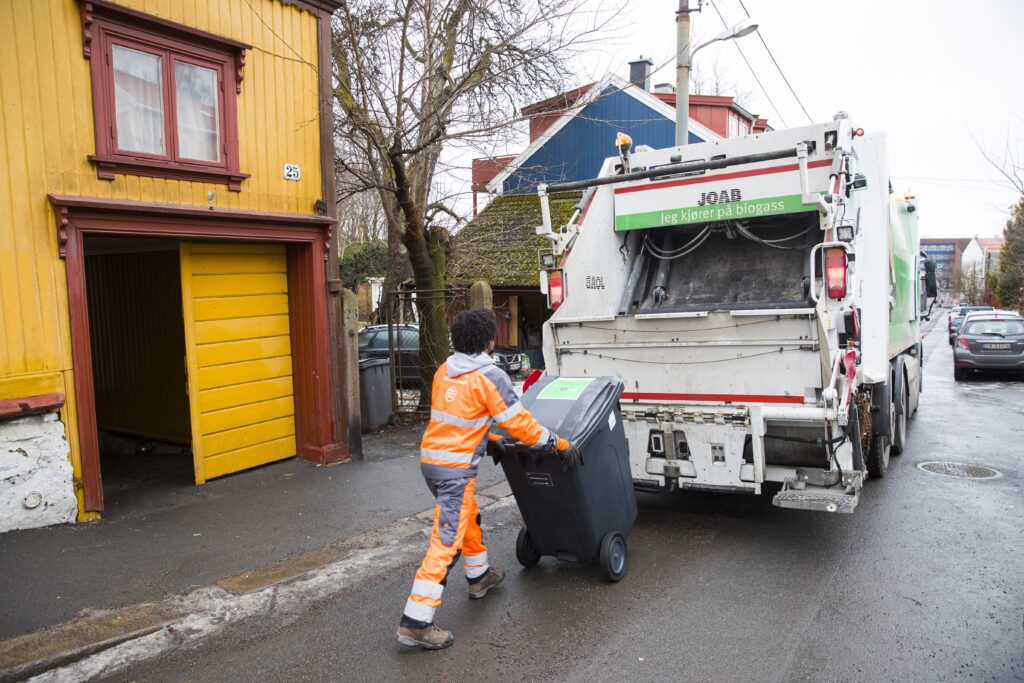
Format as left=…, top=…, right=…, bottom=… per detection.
left=491, top=376, right=637, bottom=582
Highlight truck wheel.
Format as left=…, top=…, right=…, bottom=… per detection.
left=892, top=382, right=908, bottom=456
left=599, top=532, right=627, bottom=583
left=515, top=528, right=541, bottom=568
left=866, top=433, right=890, bottom=478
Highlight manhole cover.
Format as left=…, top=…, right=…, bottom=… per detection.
left=917, top=461, right=1002, bottom=479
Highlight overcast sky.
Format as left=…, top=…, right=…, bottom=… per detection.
left=469, top=0, right=1023, bottom=239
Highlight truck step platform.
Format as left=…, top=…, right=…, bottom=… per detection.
left=772, top=487, right=859, bottom=513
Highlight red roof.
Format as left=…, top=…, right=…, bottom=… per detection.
left=520, top=83, right=596, bottom=117
left=515, top=79, right=770, bottom=145
left=977, top=237, right=1005, bottom=252
left=471, top=155, right=516, bottom=192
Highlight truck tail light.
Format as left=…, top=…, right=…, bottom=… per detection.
left=547, top=269, right=565, bottom=310
left=523, top=370, right=543, bottom=392
left=825, top=248, right=848, bottom=299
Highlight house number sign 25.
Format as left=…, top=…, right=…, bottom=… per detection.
left=283, top=163, right=301, bottom=180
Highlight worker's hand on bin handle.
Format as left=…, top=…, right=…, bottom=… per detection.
left=555, top=436, right=580, bottom=468
left=486, top=432, right=507, bottom=461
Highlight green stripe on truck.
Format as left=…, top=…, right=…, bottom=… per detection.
left=614, top=193, right=818, bottom=232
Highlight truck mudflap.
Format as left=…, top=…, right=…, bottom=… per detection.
left=772, top=469, right=863, bottom=513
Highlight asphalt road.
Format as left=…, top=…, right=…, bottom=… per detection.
left=111, top=323, right=1024, bottom=682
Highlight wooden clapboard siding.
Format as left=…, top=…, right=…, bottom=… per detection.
left=180, top=242, right=296, bottom=483
left=0, top=0, right=328, bottom=509
left=0, top=0, right=321, bottom=380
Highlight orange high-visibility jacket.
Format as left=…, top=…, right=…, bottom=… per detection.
left=420, top=352, right=554, bottom=480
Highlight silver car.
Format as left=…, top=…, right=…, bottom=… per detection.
left=953, top=314, right=1024, bottom=380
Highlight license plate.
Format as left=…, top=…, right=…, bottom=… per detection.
left=984, top=343, right=1011, bottom=350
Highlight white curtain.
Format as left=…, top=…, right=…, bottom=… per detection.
left=112, top=45, right=165, bottom=155
left=175, top=61, right=220, bottom=162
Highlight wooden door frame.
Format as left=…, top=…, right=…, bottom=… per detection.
left=50, top=194, right=346, bottom=511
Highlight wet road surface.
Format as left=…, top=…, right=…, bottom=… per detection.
left=112, top=324, right=1024, bottom=682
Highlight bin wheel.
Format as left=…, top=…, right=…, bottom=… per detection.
left=515, top=528, right=541, bottom=568
left=599, top=532, right=627, bottom=583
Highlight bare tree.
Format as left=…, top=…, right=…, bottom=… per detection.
left=690, top=61, right=753, bottom=107
left=958, top=262, right=986, bottom=306
left=331, top=0, right=617, bottom=404
left=974, top=121, right=1024, bottom=195
left=336, top=184, right=386, bottom=250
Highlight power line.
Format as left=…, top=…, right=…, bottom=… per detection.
left=735, top=0, right=814, bottom=124
left=708, top=0, right=787, bottom=127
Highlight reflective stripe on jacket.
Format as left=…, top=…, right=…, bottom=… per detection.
left=420, top=352, right=552, bottom=480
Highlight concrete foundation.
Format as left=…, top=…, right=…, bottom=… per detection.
left=0, top=413, right=77, bottom=533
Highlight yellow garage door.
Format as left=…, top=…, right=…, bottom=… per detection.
left=180, top=243, right=296, bottom=483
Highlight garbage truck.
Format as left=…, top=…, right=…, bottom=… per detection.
left=533, top=113, right=938, bottom=513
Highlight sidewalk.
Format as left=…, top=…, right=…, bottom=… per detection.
left=0, top=419, right=506, bottom=642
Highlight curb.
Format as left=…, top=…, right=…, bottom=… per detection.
left=0, top=603, right=182, bottom=682
left=0, top=483, right=516, bottom=681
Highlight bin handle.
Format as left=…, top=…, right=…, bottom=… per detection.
left=494, top=438, right=582, bottom=470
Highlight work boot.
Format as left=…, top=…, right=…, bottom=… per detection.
left=468, top=566, right=505, bottom=600
left=396, top=623, right=455, bottom=650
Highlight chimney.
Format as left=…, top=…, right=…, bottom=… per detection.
left=628, top=56, right=655, bottom=91
left=653, top=83, right=676, bottom=95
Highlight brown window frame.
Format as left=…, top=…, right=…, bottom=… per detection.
left=81, top=0, right=250, bottom=190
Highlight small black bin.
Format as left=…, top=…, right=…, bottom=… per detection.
left=493, top=376, right=636, bottom=582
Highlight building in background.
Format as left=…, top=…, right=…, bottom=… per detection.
left=962, top=236, right=1006, bottom=305
left=450, top=192, right=583, bottom=364
left=470, top=57, right=771, bottom=211
left=0, top=0, right=346, bottom=532
left=921, top=238, right=971, bottom=304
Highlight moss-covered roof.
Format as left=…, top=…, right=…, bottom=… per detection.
left=450, top=191, right=584, bottom=287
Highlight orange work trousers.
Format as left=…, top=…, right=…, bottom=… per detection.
left=401, top=477, right=490, bottom=626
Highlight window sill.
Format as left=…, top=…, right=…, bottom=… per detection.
left=88, top=155, right=250, bottom=191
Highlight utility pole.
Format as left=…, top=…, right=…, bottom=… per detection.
left=675, top=0, right=697, bottom=147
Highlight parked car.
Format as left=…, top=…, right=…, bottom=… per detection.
left=953, top=314, right=1024, bottom=380
left=948, top=305, right=963, bottom=327
left=358, top=324, right=420, bottom=386
left=493, top=347, right=525, bottom=375
left=357, top=324, right=525, bottom=386
left=949, top=305, right=994, bottom=345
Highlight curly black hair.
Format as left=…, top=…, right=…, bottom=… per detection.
left=450, top=309, right=497, bottom=354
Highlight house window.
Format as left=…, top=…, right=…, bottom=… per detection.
left=727, top=112, right=750, bottom=138
left=82, top=0, right=250, bottom=190
left=112, top=45, right=166, bottom=156
left=175, top=61, right=222, bottom=162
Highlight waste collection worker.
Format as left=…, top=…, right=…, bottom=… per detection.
left=397, top=309, right=571, bottom=650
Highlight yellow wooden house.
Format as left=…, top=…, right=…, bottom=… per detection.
left=0, top=0, right=348, bottom=531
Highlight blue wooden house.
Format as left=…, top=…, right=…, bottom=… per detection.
left=485, top=73, right=719, bottom=196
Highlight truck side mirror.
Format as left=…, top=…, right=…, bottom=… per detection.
left=923, top=259, right=938, bottom=298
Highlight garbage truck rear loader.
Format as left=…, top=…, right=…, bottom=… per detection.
left=535, top=113, right=938, bottom=512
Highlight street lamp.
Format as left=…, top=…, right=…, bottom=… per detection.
left=675, top=0, right=758, bottom=146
